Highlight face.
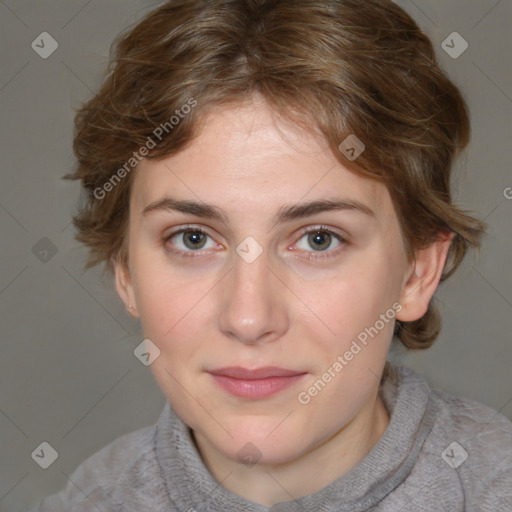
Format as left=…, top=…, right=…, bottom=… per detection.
left=115, top=95, right=436, bottom=467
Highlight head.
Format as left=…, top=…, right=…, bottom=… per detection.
left=67, top=0, right=485, bottom=466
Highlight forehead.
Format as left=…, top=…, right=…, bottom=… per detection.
left=131, top=97, right=392, bottom=220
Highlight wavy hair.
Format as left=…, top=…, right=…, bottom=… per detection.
left=66, top=0, right=486, bottom=349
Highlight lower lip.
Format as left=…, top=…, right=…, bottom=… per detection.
left=209, top=373, right=306, bottom=399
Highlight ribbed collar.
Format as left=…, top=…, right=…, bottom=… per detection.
left=155, top=365, right=435, bottom=511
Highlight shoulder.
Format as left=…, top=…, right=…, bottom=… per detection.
left=426, top=381, right=512, bottom=510
left=384, top=365, right=512, bottom=510
left=386, top=365, right=512, bottom=455
left=429, top=386, right=512, bottom=457
left=30, top=418, right=159, bottom=512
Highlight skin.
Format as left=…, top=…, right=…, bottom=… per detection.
left=114, top=93, right=453, bottom=505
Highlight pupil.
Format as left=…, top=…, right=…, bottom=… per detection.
left=185, top=230, right=206, bottom=249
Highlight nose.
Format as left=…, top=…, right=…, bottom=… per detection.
left=217, top=247, right=289, bottom=345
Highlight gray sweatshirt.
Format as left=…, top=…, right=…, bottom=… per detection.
left=30, top=365, right=512, bottom=511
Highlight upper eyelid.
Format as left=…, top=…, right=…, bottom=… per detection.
left=295, top=225, right=347, bottom=239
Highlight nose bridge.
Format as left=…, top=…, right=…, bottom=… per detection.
left=217, top=243, right=288, bottom=344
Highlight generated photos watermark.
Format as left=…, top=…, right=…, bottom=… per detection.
left=93, top=98, right=197, bottom=200
left=297, top=301, right=403, bottom=405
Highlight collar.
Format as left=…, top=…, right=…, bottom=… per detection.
left=155, top=365, right=435, bottom=511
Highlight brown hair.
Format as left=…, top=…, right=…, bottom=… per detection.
left=66, top=0, right=485, bottom=349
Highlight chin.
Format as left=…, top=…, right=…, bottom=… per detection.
left=229, top=437, right=302, bottom=466
left=214, top=418, right=309, bottom=466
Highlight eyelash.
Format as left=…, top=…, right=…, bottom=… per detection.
left=162, top=224, right=347, bottom=261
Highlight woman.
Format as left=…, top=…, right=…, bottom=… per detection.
left=32, top=0, right=512, bottom=510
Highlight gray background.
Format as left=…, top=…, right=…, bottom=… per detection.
left=0, top=1, right=511, bottom=510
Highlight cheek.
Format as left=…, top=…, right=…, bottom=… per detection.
left=131, top=254, right=217, bottom=369
left=301, top=264, right=399, bottom=341
left=131, top=247, right=200, bottom=331
left=292, top=252, right=402, bottom=381
left=133, top=263, right=209, bottom=410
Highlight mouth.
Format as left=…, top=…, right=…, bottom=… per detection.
left=206, top=366, right=307, bottom=399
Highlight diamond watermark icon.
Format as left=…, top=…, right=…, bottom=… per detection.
left=441, top=32, right=468, bottom=59
left=236, top=236, right=263, bottom=264
left=134, top=338, right=161, bottom=366
left=32, top=237, right=58, bottom=263
left=442, top=441, right=468, bottom=469
left=31, top=32, right=59, bottom=59
left=338, top=134, right=365, bottom=161
left=31, top=442, right=58, bottom=469
left=236, top=442, right=263, bottom=467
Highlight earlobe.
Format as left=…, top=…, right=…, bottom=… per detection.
left=396, top=232, right=454, bottom=322
left=113, top=259, right=139, bottom=318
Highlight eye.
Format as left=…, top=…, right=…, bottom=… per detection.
left=163, top=226, right=218, bottom=257
left=162, top=224, right=347, bottom=260
left=293, top=226, right=346, bottom=259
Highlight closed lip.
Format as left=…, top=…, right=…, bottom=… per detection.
left=206, top=366, right=306, bottom=379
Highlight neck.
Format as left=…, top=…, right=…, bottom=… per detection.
left=193, top=388, right=390, bottom=506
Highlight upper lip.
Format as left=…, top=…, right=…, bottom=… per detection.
left=207, top=366, right=306, bottom=379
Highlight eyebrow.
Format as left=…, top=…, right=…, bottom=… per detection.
left=142, top=196, right=375, bottom=227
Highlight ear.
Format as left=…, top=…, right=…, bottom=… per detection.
left=113, top=258, right=139, bottom=318
left=396, top=232, right=454, bottom=322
